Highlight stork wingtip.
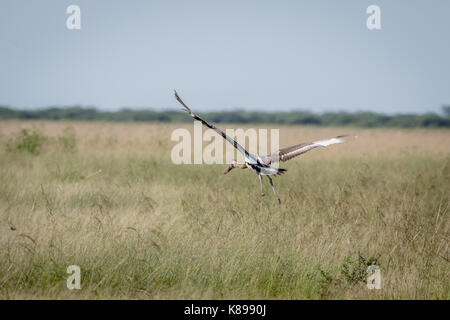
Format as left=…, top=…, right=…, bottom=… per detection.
left=337, top=134, right=358, bottom=142
left=174, top=90, right=184, bottom=104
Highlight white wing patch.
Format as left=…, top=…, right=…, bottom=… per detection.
left=313, top=137, right=345, bottom=147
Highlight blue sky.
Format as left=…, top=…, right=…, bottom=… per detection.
left=0, top=0, right=449, bottom=114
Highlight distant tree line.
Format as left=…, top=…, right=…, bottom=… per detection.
left=0, top=105, right=449, bottom=128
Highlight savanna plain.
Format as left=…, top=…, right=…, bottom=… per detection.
left=0, top=121, right=448, bottom=299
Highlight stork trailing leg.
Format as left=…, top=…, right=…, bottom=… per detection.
left=258, top=175, right=265, bottom=196
left=267, top=176, right=281, bottom=204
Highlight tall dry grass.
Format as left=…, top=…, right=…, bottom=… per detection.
left=0, top=121, right=448, bottom=299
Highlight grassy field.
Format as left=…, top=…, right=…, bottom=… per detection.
left=0, top=120, right=448, bottom=299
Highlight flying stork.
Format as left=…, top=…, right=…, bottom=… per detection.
left=175, top=90, right=353, bottom=204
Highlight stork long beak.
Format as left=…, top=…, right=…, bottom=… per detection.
left=224, top=165, right=234, bottom=175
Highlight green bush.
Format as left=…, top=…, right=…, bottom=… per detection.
left=340, top=251, right=380, bottom=284
left=7, top=129, right=46, bottom=154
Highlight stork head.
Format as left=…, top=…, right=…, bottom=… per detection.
left=224, top=160, right=238, bottom=175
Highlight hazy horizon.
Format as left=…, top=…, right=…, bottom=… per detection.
left=1, top=103, right=449, bottom=116
left=1, top=1, right=449, bottom=114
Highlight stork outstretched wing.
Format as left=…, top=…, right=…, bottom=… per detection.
left=175, top=90, right=255, bottom=161
left=259, top=135, right=354, bottom=166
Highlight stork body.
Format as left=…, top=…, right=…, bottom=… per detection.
left=175, top=91, right=353, bottom=204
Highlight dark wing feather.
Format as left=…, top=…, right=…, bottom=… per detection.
left=174, top=91, right=251, bottom=159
